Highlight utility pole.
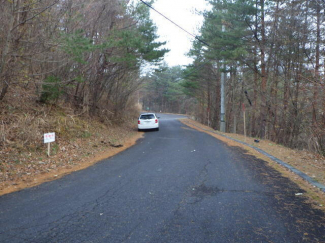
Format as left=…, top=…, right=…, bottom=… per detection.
left=220, top=63, right=226, bottom=132
left=220, top=23, right=226, bottom=133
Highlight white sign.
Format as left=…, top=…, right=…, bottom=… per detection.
left=44, top=132, right=55, bottom=143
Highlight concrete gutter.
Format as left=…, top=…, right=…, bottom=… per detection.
left=186, top=120, right=325, bottom=193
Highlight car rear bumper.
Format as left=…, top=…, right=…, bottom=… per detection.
left=138, top=123, right=159, bottom=130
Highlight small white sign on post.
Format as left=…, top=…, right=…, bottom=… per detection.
left=44, top=132, right=55, bottom=156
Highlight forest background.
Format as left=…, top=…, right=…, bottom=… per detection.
left=0, top=0, right=324, bottom=193
left=0, top=0, right=167, bottom=149
left=0, top=0, right=169, bottom=189
left=143, top=0, right=325, bottom=156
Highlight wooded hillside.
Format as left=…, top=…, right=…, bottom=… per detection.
left=0, top=0, right=167, bottom=148
left=1, top=0, right=324, bottom=157
left=142, top=0, right=325, bottom=155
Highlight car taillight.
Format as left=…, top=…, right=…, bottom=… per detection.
left=138, top=120, right=140, bottom=124
left=155, top=119, right=158, bottom=123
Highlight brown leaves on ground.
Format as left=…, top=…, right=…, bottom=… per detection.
left=0, top=121, right=143, bottom=195
left=0, top=90, right=143, bottom=195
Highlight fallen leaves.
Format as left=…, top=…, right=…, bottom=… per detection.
left=0, top=120, right=142, bottom=196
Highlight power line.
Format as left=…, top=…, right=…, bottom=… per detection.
left=139, top=0, right=210, bottom=47
left=139, top=0, right=214, bottom=81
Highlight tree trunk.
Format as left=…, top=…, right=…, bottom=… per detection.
left=259, top=0, right=267, bottom=139
left=0, top=3, right=15, bottom=101
left=313, top=2, right=320, bottom=125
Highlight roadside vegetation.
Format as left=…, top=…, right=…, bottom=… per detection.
left=0, top=0, right=167, bottom=194
left=139, top=0, right=325, bottom=204
left=142, top=1, right=325, bottom=156
left=0, top=98, right=143, bottom=195
left=0, top=0, right=324, bottom=200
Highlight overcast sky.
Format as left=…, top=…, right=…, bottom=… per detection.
left=149, top=0, right=209, bottom=67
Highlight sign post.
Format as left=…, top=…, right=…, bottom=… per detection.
left=44, top=132, right=55, bottom=157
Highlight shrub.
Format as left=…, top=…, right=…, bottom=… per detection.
left=40, top=76, right=62, bottom=104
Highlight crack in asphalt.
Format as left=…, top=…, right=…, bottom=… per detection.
left=121, top=220, right=145, bottom=243
left=1, top=179, right=135, bottom=242
left=188, top=185, right=296, bottom=204
left=184, top=120, right=325, bottom=192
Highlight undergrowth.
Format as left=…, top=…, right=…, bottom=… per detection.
left=0, top=85, right=139, bottom=153
left=0, top=86, right=140, bottom=193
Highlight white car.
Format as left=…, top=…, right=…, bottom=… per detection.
left=138, top=113, right=159, bottom=131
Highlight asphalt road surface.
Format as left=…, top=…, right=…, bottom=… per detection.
left=0, top=113, right=324, bottom=242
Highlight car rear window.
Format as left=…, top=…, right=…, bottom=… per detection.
left=140, top=114, right=155, bottom=119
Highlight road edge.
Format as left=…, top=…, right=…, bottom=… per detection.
left=180, top=118, right=325, bottom=193
left=0, top=132, right=144, bottom=196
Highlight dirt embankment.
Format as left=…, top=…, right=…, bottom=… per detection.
left=0, top=119, right=143, bottom=196
left=0, top=91, right=143, bottom=196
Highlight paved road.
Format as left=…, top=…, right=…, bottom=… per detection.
left=0, top=114, right=324, bottom=242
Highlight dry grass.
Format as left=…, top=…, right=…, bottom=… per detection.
left=0, top=85, right=143, bottom=195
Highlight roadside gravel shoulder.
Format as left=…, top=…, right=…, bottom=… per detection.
left=180, top=118, right=325, bottom=211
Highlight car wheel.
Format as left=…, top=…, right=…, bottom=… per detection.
left=156, top=127, right=159, bottom=131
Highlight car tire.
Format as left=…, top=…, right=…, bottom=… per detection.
left=156, top=127, right=159, bottom=131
